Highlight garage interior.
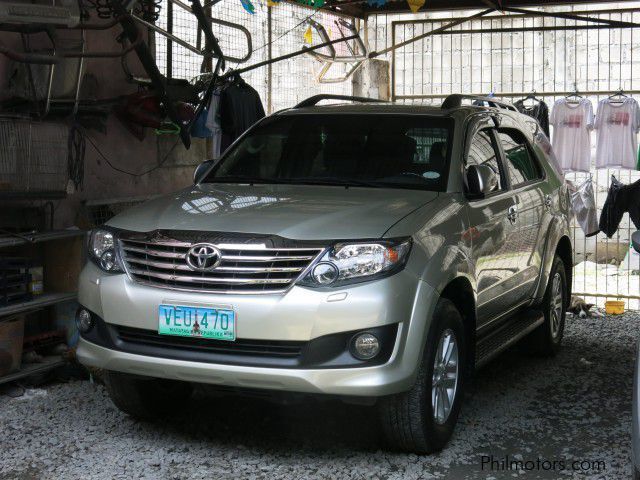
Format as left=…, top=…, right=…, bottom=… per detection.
left=1, top=0, right=639, bottom=478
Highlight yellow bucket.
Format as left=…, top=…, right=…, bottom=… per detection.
left=605, top=300, right=625, bottom=315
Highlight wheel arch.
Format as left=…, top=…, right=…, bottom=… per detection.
left=439, top=276, right=477, bottom=371
left=555, top=235, right=573, bottom=297
left=534, top=231, right=573, bottom=302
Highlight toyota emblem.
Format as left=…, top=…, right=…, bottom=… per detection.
left=186, top=243, right=222, bottom=272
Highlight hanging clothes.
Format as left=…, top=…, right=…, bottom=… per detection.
left=594, top=97, right=640, bottom=169
left=514, top=99, right=550, bottom=137
left=218, top=76, right=266, bottom=152
left=205, top=87, right=223, bottom=158
left=191, top=107, right=212, bottom=138
left=599, top=175, right=640, bottom=238
left=567, top=178, right=599, bottom=237
left=550, top=98, right=594, bottom=172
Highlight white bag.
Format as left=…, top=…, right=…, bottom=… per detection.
left=567, top=178, right=599, bottom=237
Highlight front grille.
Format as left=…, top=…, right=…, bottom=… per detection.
left=119, top=235, right=324, bottom=294
left=116, top=326, right=305, bottom=358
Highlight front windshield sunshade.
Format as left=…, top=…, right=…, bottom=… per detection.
left=202, top=114, right=454, bottom=192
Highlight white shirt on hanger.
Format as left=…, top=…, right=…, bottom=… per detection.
left=550, top=98, right=594, bottom=172
left=594, top=97, right=640, bottom=169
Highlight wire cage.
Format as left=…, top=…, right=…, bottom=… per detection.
left=0, top=119, right=68, bottom=196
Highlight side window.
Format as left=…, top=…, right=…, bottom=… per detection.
left=496, top=129, right=543, bottom=187
left=466, top=129, right=504, bottom=191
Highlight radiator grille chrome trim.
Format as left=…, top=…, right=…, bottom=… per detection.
left=118, top=234, right=325, bottom=295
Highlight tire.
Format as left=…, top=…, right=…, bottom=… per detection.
left=529, top=255, right=567, bottom=356
left=104, top=370, right=193, bottom=419
left=378, top=298, right=467, bottom=454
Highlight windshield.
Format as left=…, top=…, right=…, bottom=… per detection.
left=202, top=114, right=454, bottom=191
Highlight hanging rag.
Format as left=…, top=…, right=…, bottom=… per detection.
left=599, top=175, right=640, bottom=238
left=567, top=178, right=599, bottom=237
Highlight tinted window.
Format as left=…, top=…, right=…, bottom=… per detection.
left=466, top=129, right=503, bottom=191
left=496, top=130, right=542, bottom=187
left=203, top=115, right=454, bottom=191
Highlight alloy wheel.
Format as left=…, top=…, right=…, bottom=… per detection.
left=431, top=329, right=459, bottom=425
left=550, top=272, right=563, bottom=338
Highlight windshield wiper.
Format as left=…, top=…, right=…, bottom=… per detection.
left=203, top=176, right=278, bottom=184
left=285, top=177, right=385, bottom=188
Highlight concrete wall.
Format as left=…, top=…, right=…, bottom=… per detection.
left=0, top=26, right=201, bottom=230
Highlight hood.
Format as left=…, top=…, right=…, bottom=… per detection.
left=107, top=183, right=438, bottom=240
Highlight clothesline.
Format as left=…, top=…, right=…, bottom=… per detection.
left=399, top=90, right=640, bottom=100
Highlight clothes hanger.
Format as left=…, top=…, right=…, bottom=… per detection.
left=565, top=86, right=582, bottom=105
left=608, top=88, right=627, bottom=104
left=522, top=90, right=542, bottom=106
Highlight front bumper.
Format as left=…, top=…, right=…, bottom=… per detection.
left=77, top=262, right=437, bottom=397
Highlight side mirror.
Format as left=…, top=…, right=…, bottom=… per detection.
left=193, top=159, right=215, bottom=184
left=466, top=164, right=499, bottom=197
left=632, top=231, right=640, bottom=254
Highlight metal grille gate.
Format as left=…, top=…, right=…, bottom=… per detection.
left=378, top=5, right=640, bottom=308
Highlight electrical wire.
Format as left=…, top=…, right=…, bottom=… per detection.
left=250, top=8, right=320, bottom=56
left=84, top=129, right=181, bottom=177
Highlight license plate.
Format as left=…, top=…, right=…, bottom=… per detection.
left=158, top=304, right=235, bottom=341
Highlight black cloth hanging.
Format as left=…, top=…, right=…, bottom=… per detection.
left=514, top=99, right=550, bottom=137
left=599, top=175, right=640, bottom=238
left=219, top=76, right=266, bottom=151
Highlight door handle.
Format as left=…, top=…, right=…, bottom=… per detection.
left=544, top=194, right=553, bottom=209
left=507, top=206, right=518, bottom=224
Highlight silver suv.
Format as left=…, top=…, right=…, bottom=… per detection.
left=77, top=94, right=572, bottom=453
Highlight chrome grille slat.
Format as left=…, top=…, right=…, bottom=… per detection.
left=128, top=268, right=293, bottom=285
left=125, top=257, right=304, bottom=273
left=122, top=245, right=186, bottom=259
left=119, top=236, right=324, bottom=294
left=220, top=254, right=315, bottom=262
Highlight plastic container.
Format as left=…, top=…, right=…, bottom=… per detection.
left=605, top=300, right=625, bottom=315
left=0, top=315, right=24, bottom=376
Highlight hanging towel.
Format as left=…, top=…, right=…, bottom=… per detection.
left=567, top=178, right=599, bottom=237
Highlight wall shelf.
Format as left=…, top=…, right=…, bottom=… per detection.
left=0, top=292, right=77, bottom=318
left=0, top=355, right=65, bottom=386
left=0, top=229, right=86, bottom=249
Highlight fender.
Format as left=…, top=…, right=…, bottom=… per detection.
left=532, top=214, right=571, bottom=302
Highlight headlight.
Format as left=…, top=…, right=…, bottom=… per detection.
left=88, top=228, right=123, bottom=273
left=298, top=238, right=411, bottom=287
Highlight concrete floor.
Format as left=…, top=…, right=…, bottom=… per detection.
left=0, top=313, right=635, bottom=480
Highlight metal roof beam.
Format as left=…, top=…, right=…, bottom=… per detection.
left=368, top=8, right=494, bottom=58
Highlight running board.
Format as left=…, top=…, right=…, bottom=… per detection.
left=475, top=309, right=544, bottom=368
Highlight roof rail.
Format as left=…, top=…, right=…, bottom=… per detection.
left=442, top=94, right=518, bottom=112
left=294, top=94, right=386, bottom=109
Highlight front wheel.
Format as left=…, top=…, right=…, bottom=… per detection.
left=378, top=298, right=467, bottom=454
left=529, top=255, right=567, bottom=356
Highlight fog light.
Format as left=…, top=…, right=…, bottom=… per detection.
left=311, top=262, right=339, bottom=285
left=76, top=309, right=94, bottom=333
left=352, top=333, right=380, bottom=360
